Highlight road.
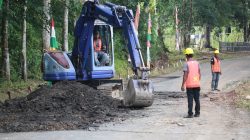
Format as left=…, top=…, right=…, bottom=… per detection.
left=1, top=56, right=250, bottom=140
left=153, top=56, right=250, bottom=93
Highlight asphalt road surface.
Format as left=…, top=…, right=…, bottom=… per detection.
left=1, top=56, right=250, bottom=140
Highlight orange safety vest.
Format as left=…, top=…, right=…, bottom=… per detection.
left=212, top=57, right=221, bottom=72
left=186, top=61, right=200, bottom=88
left=93, top=38, right=102, bottom=52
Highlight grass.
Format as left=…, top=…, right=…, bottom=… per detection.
left=235, top=81, right=250, bottom=110
left=0, top=79, right=44, bottom=102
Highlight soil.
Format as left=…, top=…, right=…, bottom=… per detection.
left=0, top=81, right=127, bottom=132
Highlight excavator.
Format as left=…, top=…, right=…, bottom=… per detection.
left=42, top=0, right=154, bottom=107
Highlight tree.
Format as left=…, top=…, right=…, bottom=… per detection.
left=1, top=0, right=249, bottom=83
left=153, top=0, right=172, bottom=54
left=22, top=0, right=27, bottom=81
left=175, top=0, right=193, bottom=49
left=42, top=0, right=50, bottom=50
left=192, top=0, right=233, bottom=48
left=233, top=0, right=250, bottom=42
left=242, top=1, right=249, bottom=42
left=62, top=0, right=69, bottom=51
left=1, top=0, right=10, bottom=81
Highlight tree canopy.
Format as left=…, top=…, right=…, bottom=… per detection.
left=0, top=0, right=249, bottom=81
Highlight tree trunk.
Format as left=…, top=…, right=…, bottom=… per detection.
left=243, top=0, right=249, bottom=42
left=247, top=24, right=250, bottom=40
left=42, top=0, right=50, bottom=50
left=158, top=28, right=169, bottom=54
left=181, top=0, right=186, bottom=49
left=22, top=0, right=27, bottom=81
left=1, top=0, right=10, bottom=81
left=186, top=0, right=192, bottom=48
left=183, top=33, right=188, bottom=48
left=62, top=0, right=69, bottom=51
left=175, top=6, right=180, bottom=51
left=205, top=24, right=211, bottom=48
left=244, top=23, right=248, bottom=42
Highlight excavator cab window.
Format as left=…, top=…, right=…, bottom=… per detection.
left=93, top=25, right=113, bottom=66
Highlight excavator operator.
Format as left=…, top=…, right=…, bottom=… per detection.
left=93, top=32, right=109, bottom=66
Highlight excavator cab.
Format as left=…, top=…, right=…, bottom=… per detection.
left=93, top=21, right=113, bottom=67
left=90, top=21, right=115, bottom=79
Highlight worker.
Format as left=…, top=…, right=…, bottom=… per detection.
left=210, top=49, right=221, bottom=91
left=93, top=32, right=109, bottom=66
left=181, top=48, right=201, bottom=118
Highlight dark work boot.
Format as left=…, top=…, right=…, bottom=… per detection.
left=184, top=114, right=193, bottom=118
left=194, top=113, right=200, bottom=117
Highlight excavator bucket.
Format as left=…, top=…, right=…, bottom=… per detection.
left=122, top=79, right=154, bottom=107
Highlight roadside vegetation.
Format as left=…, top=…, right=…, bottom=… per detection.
left=0, top=80, right=43, bottom=102
left=235, top=81, right=250, bottom=110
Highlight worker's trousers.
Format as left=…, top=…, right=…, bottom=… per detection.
left=95, top=51, right=109, bottom=66
left=186, top=87, right=200, bottom=115
left=211, top=72, right=220, bottom=90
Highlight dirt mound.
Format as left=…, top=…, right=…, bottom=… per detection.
left=0, top=81, right=127, bottom=132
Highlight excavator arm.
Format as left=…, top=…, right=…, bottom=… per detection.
left=72, top=1, right=149, bottom=79
left=72, top=0, right=153, bottom=107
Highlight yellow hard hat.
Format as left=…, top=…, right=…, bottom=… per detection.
left=184, top=48, right=194, bottom=55
left=214, top=50, right=219, bottom=54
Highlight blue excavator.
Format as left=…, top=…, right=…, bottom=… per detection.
left=42, top=0, right=154, bottom=107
